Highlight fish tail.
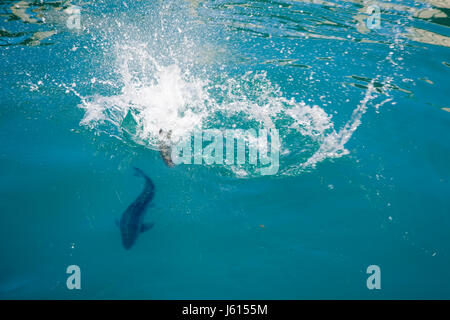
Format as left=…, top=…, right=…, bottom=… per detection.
left=133, top=167, right=155, bottom=196
left=133, top=167, right=150, bottom=180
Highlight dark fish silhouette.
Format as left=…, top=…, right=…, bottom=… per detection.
left=117, top=167, right=155, bottom=249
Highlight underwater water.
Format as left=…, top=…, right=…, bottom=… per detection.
left=0, top=0, right=450, bottom=299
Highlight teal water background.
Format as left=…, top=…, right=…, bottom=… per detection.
left=1, top=0, right=450, bottom=299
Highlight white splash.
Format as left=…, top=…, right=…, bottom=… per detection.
left=77, top=42, right=378, bottom=177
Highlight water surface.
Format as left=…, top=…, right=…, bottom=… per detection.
left=1, top=0, right=450, bottom=299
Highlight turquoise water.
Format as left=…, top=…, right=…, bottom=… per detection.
left=1, top=0, right=450, bottom=299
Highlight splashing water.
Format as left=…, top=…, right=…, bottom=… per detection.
left=62, top=0, right=414, bottom=177
left=77, top=39, right=382, bottom=177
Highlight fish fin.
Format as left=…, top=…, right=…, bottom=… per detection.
left=140, top=222, right=154, bottom=233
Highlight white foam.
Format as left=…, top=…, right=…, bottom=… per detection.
left=77, top=40, right=380, bottom=177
